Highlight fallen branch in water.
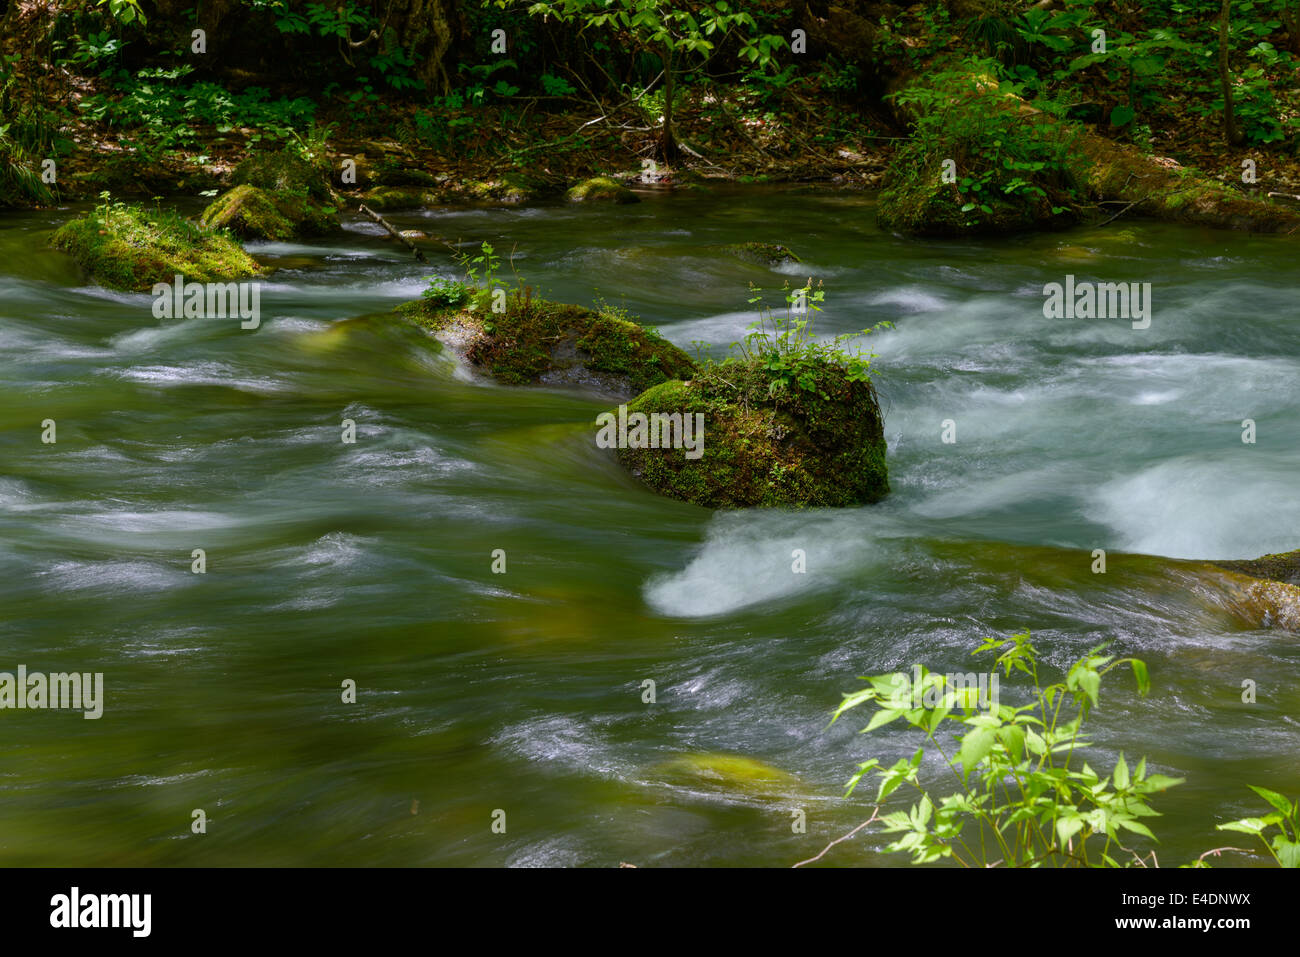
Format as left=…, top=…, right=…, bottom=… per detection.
left=792, top=807, right=880, bottom=868
left=358, top=203, right=428, bottom=264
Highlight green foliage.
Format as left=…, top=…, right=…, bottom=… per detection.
left=1210, top=786, right=1300, bottom=867
left=832, top=632, right=1179, bottom=868
left=883, top=60, right=1085, bottom=232
left=422, top=242, right=509, bottom=313
left=95, top=0, right=147, bottom=26
left=77, top=66, right=316, bottom=153
left=421, top=275, right=473, bottom=309
left=525, top=0, right=786, bottom=68
left=540, top=73, right=577, bottom=97
left=723, top=280, right=886, bottom=396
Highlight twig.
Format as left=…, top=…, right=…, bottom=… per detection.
left=792, top=808, right=881, bottom=868
left=357, top=204, right=428, bottom=263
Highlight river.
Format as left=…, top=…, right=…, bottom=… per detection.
left=1, top=189, right=1297, bottom=866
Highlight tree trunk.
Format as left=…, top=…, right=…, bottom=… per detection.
left=658, top=42, right=679, bottom=164
left=1219, top=0, right=1243, bottom=145
left=389, top=0, right=459, bottom=94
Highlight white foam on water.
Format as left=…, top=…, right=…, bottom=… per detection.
left=644, top=511, right=877, bottom=617
left=108, top=361, right=288, bottom=393
left=35, top=559, right=182, bottom=594
left=865, top=286, right=950, bottom=313
left=1086, top=456, right=1300, bottom=559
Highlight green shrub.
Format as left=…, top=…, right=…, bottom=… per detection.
left=827, top=631, right=1180, bottom=868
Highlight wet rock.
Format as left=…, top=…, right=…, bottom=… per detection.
left=397, top=292, right=694, bottom=398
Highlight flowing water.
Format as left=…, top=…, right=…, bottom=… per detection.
left=1, top=190, right=1297, bottom=866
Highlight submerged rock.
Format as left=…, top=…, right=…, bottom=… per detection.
left=398, top=293, right=695, bottom=397
left=200, top=184, right=339, bottom=240
left=51, top=203, right=262, bottom=291
left=565, top=176, right=638, bottom=204
left=609, top=359, right=889, bottom=509
left=720, top=242, right=802, bottom=265
left=651, top=753, right=803, bottom=799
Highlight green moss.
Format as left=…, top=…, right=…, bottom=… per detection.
left=51, top=202, right=263, bottom=291
left=200, top=185, right=339, bottom=240
left=720, top=242, right=802, bottom=265
left=398, top=293, right=694, bottom=394
left=230, top=149, right=331, bottom=202
left=877, top=168, right=1069, bottom=236
left=1213, top=549, right=1300, bottom=585
left=610, top=359, right=889, bottom=509
left=652, top=753, right=803, bottom=797
left=358, top=186, right=442, bottom=210
left=565, top=176, right=638, bottom=204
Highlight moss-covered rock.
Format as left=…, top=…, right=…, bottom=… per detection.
left=720, top=241, right=802, bottom=265
left=565, top=176, right=638, bottom=204
left=357, top=186, right=443, bottom=210
left=608, top=359, right=889, bottom=509
left=1213, top=548, right=1300, bottom=586
left=200, top=185, right=338, bottom=240
left=1078, top=138, right=1300, bottom=233
left=51, top=202, right=263, bottom=291
left=230, top=149, right=331, bottom=202
left=357, top=174, right=539, bottom=209
left=399, top=293, right=695, bottom=396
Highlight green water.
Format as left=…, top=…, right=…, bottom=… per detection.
left=1, top=190, right=1297, bottom=866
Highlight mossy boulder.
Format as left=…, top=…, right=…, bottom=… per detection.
left=608, top=359, right=889, bottom=509
left=200, top=185, right=338, bottom=240
left=399, top=293, right=695, bottom=397
left=51, top=203, right=263, bottom=291
left=719, top=242, right=802, bottom=265
left=230, top=149, right=331, bottom=202
left=565, top=176, right=638, bottom=204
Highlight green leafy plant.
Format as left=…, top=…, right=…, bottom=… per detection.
left=1209, top=786, right=1300, bottom=867
left=728, top=280, right=887, bottom=396
left=885, top=59, right=1086, bottom=229
left=421, top=275, right=472, bottom=308
left=826, top=632, right=1180, bottom=868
